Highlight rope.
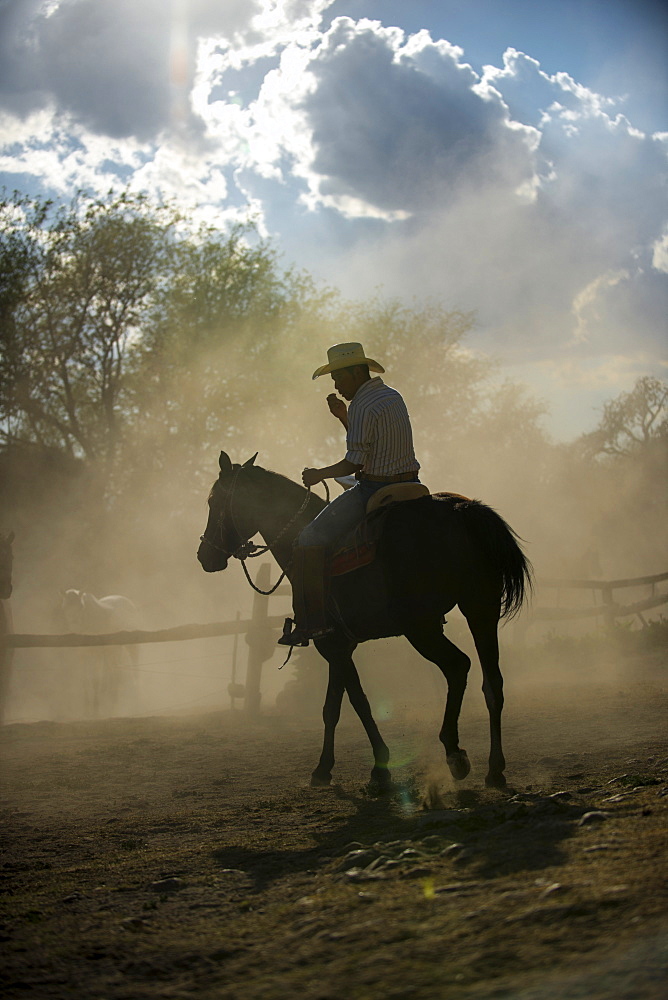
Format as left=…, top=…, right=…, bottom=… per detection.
left=235, top=479, right=331, bottom=596
left=240, top=558, right=290, bottom=596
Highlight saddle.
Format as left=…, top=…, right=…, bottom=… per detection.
left=366, top=482, right=430, bottom=513
left=328, top=483, right=430, bottom=577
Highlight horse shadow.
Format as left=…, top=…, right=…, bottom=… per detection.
left=210, top=782, right=586, bottom=892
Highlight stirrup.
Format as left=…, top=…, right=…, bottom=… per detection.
left=277, top=618, right=310, bottom=647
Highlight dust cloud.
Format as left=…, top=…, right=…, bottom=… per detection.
left=1, top=309, right=665, bottom=732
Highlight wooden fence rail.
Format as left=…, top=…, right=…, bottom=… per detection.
left=541, top=571, right=668, bottom=590
left=0, top=566, right=292, bottom=719
left=530, top=570, right=668, bottom=630
left=2, top=573, right=666, bottom=647
left=0, top=617, right=287, bottom=649
left=1, top=569, right=665, bottom=718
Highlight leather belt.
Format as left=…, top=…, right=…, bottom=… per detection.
left=356, top=471, right=419, bottom=483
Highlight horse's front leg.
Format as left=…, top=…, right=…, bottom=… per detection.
left=343, top=661, right=391, bottom=792
left=311, top=663, right=345, bottom=786
left=312, top=636, right=391, bottom=791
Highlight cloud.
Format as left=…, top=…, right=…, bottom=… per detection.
left=264, top=18, right=541, bottom=215
left=233, top=22, right=664, bottom=367
left=501, top=351, right=667, bottom=441
left=653, top=227, right=668, bottom=274
left=479, top=48, right=618, bottom=128
left=0, top=2, right=665, bottom=414
left=0, top=0, right=263, bottom=139
left=571, top=269, right=631, bottom=344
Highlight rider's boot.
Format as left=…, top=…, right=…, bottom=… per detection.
left=278, top=545, right=333, bottom=646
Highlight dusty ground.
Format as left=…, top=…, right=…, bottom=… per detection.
left=1, top=668, right=667, bottom=999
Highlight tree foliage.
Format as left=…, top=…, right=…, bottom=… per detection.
left=0, top=190, right=178, bottom=470
left=126, top=222, right=325, bottom=478
left=578, top=376, right=667, bottom=459
left=1, top=189, right=665, bottom=585
left=0, top=190, right=321, bottom=491
left=0, top=189, right=551, bottom=515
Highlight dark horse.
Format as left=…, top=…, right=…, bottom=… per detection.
left=198, top=454, right=532, bottom=790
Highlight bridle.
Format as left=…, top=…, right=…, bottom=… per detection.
left=199, top=465, right=329, bottom=595
left=200, top=466, right=255, bottom=560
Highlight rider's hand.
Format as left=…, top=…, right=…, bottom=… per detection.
left=327, top=393, right=347, bottom=421
left=302, top=467, right=322, bottom=488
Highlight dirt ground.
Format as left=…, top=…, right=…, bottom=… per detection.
left=1, top=661, right=667, bottom=999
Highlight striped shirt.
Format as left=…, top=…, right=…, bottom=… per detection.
left=345, top=377, right=420, bottom=477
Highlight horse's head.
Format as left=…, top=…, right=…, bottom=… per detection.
left=0, top=531, right=14, bottom=600
left=61, top=588, right=86, bottom=631
left=197, top=452, right=262, bottom=573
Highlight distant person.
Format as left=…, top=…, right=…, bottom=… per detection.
left=279, top=342, right=421, bottom=647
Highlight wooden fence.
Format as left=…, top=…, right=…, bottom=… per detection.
left=2, top=567, right=666, bottom=716
left=526, top=570, right=668, bottom=633
left=1, top=565, right=293, bottom=718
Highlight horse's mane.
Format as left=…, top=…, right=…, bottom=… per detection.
left=253, top=465, right=300, bottom=488
left=249, top=466, right=319, bottom=511
left=208, top=463, right=304, bottom=502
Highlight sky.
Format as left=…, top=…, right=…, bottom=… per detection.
left=0, top=0, right=666, bottom=440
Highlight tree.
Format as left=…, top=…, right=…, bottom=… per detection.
left=292, top=295, right=493, bottom=465
left=550, top=376, right=668, bottom=576
left=0, top=189, right=333, bottom=508
left=1, top=187, right=554, bottom=530
left=122, top=222, right=330, bottom=493
left=578, top=376, right=667, bottom=459
left=0, top=190, right=179, bottom=474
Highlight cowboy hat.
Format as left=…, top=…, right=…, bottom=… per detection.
left=312, top=342, right=385, bottom=380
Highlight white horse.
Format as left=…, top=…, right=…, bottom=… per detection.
left=60, top=589, right=140, bottom=718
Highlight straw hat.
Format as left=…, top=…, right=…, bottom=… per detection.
left=312, top=342, right=385, bottom=380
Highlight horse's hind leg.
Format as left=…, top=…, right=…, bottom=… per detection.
left=464, top=612, right=506, bottom=789
left=405, top=622, right=471, bottom=781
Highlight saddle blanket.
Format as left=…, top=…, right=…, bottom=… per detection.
left=328, top=486, right=426, bottom=577
left=326, top=488, right=472, bottom=578
left=329, top=540, right=376, bottom=577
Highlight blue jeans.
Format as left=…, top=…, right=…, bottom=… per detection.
left=298, top=479, right=419, bottom=549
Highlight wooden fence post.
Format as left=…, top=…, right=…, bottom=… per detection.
left=601, top=584, right=616, bottom=632
left=0, top=600, right=14, bottom=725
left=243, top=564, right=278, bottom=718
left=227, top=611, right=246, bottom=709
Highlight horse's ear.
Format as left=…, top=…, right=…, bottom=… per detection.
left=243, top=453, right=258, bottom=467
left=219, top=451, right=233, bottom=475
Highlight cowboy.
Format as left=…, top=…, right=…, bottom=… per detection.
left=278, top=342, right=421, bottom=647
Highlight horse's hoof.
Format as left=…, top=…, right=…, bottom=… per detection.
left=446, top=749, right=471, bottom=781
left=310, top=769, right=332, bottom=788
left=485, top=772, right=507, bottom=790
left=368, top=766, right=393, bottom=795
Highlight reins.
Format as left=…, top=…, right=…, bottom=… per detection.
left=201, top=468, right=330, bottom=596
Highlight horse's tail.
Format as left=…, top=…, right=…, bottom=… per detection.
left=442, top=495, right=533, bottom=620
